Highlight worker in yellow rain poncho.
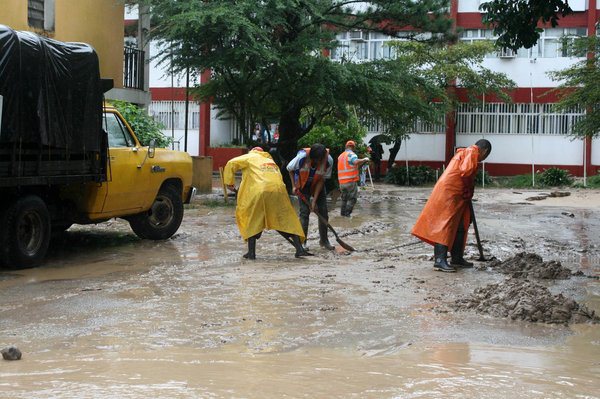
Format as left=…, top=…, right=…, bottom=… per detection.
left=224, top=147, right=312, bottom=260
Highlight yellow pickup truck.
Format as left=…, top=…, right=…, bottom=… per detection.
left=1, top=106, right=194, bottom=269
left=0, top=25, right=194, bottom=268
left=74, top=106, right=194, bottom=239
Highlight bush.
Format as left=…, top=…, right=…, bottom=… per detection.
left=111, top=100, right=173, bottom=148
left=475, top=169, right=492, bottom=186
left=384, top=165, right=436, bottom=186
left=538, top=167, right=573, bottom=187
left=299, top=111, right=368, bottom=191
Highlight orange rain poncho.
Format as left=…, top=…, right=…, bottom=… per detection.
left=223, top=150, right=305, bottom=241
left=411, top=145, right=480, bottom=248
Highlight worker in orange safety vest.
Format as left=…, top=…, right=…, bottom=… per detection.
left=411, top=139, right=492, bottom=272
left=337, top=140, right=370, bottom=217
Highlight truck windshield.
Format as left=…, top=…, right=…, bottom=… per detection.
left=103, top=112, right=136, bottom=147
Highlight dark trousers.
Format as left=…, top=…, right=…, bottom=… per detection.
left=298, top=187, right=329, bottom=243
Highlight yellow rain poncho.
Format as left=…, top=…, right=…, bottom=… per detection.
left=223, top=150, right=305, bottom=241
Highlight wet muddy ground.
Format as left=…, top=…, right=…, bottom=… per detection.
left=0, top=183, right=599, bottom=398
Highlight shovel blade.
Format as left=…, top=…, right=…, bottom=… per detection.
left=337, top=238, right=355, bottom=252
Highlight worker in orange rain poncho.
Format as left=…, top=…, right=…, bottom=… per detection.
left=224, top=147, right=312, bottom=260
left=411, top=139, right=492, bottom=273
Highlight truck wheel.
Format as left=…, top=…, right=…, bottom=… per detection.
left=0, top=196, right=51, bottom=269
left=129, top=184, right=183, bottom=240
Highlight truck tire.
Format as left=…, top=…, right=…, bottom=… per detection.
left=0, top=196, right=51, bottom=269
left=129, top=184, right=184, bottom=240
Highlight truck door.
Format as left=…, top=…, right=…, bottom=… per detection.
left=102, top=111, right=146, bottom=213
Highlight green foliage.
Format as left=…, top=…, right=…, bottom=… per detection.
left=494, top=174, right=535, bottom=188
left=475, top=169, right=492, bottom=186
left=549, top=36, right=600, bottom=138
left=145, top=0, right=512, bottom=161
left=111, top=100, right=172, bottom=148
left=538, top=167, right=573, bottom=187
left=298, top=111, right=367, bottom=160
left=384, top=165, right=436, bottom=186
left=298, top=111, right=367, bottom=190
left=585, top=174, right=600, bottom=188
left=481, top=0, right=572, bottom=50
left=494, top=169, right=573, bottom=188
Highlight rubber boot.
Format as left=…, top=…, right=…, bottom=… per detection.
left=340, top=202, right=347, bottom=217
left=299, top=212, right=310, bottom=251
left=433, top=244, right=455, bottom=272
left=292, top=235, right=314, bottom=257
left=278, top=231, right=313, bottom=257
left=243, top=237, right=257, bottom=260
left=451, top=228, right=474, bottom=268
left=318, top=222, right=335, bottom=250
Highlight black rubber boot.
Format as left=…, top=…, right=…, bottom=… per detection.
left=451, top=227, right=474, bottom=268
left=243, top=237, right=257, bottom=260
left=292, top=235, right=314, bottom=257
left=433, top=244, right=455, bottom=272
left=340, top=203, right=347, bottom=217
left=318, top=222, right=335, bottom=250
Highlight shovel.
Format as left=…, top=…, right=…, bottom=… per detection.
left=296, top=191, right=355, bottom=252
left=469, top=200, right=487, bottom=261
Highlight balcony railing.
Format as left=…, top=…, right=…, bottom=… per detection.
left=123, top=47, right=145, bottom=90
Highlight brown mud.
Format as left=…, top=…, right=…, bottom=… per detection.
left=488, top=252, right=574, bottom=279
left=453, top=278, right=599, bottom=325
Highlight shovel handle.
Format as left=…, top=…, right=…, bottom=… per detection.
left=469, top=201, right=486, bottom=261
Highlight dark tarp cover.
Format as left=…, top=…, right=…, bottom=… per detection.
left=0, top=24, right=103, bottom=152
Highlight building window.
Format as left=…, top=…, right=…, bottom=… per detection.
left=28, top=0, right=55, bottom=31
left=459, top=28, right=586, bottom=59
left=456, top=103, right=584, bottom=135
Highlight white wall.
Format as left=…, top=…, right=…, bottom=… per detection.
left=161, top=129, right=200, bottom=156
left=210, top=106, right=234, bottom=146
left=457, top=133, right=584, bottom=165
left=148, top=42, right=200, bottom=89
left=481, top=57, right=584, bottom=87
left=458, top=0, right=482, bottom=13
left=364, top=133, right=446, bottom=163
left=592, top=138, right=600, bottom=168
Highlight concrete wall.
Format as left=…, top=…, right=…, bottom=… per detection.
left=0, top=0, right=125, bottom=88
left=457, top=134, right=584, bottom=166
left=210, top=107, right=235, bottom=147
left=592, top=138, right=600, bottom=170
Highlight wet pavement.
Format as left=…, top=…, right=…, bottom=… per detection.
left=0, top=184, right=599, bottom=398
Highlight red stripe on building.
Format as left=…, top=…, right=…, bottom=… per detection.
left=456, top=11, right=588, bottom=30
left=454, top=87, right=574, bottom=103
left=150, top=87, right=189, bottom=101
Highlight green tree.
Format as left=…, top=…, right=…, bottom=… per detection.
left=548, top=36, right=600, bottom=138
left=112, top=100, right=173, bottom=148
left=372, top=40, right=514, bottom=166
left=144, top=0, right=454, bottom=162
left=480, top=0, right=573, bottom=50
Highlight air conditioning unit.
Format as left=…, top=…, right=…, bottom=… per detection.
left=497, top=48, right=516, bottom=58
left=348, top=31, right=369, bottom=42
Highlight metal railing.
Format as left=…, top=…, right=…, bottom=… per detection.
left=123, top=47, right=145, bottom=90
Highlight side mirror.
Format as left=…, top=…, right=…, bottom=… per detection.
left=148, top=139, right=156, bottom=159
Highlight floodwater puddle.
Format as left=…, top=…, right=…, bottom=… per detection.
left=0, top=186, right=598, bottom=398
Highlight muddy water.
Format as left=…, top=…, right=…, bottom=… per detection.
left=0, top=186, right=598, bottom=398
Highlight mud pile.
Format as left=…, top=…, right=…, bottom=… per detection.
left=453, top=278, right=599, bottom=325
left=488, top=252, right=573, bottom=279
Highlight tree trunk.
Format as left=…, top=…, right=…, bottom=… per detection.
left=387, top=139, right=402, bottom=172
left=276, top=107, right=304, bottom=192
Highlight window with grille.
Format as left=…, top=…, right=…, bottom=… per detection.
left=456, top=103, right=584, bottom=135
